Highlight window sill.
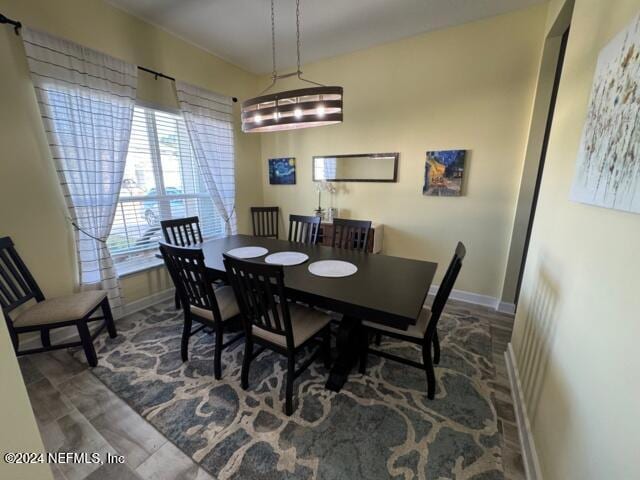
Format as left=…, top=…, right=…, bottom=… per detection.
left=116, top=258, right=165, bottom=278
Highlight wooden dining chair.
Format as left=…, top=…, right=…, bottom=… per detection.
left=251, top=206, right=279, bottom=238
left=160, top=242, right=243, bottom=379
left=160, top=216, right=204, bottom=309
left=359, top=242, right=466, bottom=399
left=0, top=237, right=116, bottom=367
left=331, top=218, right=372, bottom=251
left=288, top=214, right=321, bottom=244
left=160, top=216, right=203, bottom=246
left=223, top=254, right=332, bottom=415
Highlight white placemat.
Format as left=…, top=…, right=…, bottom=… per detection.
left=308, top=260, right=358, bottom=278
left=265, top=251, right=309, bottom=266
left=226, top=246, right=269, bottom=259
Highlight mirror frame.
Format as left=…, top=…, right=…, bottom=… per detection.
left=312, top=152, right=399, bottom=182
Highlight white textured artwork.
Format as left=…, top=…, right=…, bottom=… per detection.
left=571, top=14, right=640, bottom=213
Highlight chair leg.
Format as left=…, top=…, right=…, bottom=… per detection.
left=374, top=332, right=381, bottom=346
left=174, top=291, right=181, bottom=310
left=181, top=315, right=192, bottom=362
left=241, top=337, right=253, bottom=390
left=322, top=327, right=332, bottom=369
left=77, top=321, right=98, bottom=367
left=214, top=324, right=223, bottom=380
left=102, top=298, right=117, bottom=339
left=358, top=330, right=369, bottom=375
left=285, top=353, right=295, bottom=416
left=422, top=342, right=436, bottom=400
left=432, top=331, right=440, bottom=365
left=40, top=328, right=51, bottom=348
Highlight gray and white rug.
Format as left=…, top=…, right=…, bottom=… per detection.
left=72, top=301, right=503, bottom=479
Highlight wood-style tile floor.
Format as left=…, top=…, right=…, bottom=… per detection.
left=19, top=299, right=525, bottom=480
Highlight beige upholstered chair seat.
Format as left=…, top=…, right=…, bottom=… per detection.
left=363, top=307, right=431, bottom=339
left=189, top=286, right=240, bottom=322
left=252, top=305, right=332, bottom=348
left=13, top=290, right=108, bottom=327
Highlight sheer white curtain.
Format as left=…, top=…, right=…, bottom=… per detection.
left=175, top=81, right=237, bottom=235
left=22, top=28, right=137, bottom=315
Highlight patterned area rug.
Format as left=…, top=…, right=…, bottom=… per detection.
left=73, top=301, right=504, bottom=479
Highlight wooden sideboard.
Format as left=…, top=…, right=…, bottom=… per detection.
left=317, top=221, right=384, bottom=254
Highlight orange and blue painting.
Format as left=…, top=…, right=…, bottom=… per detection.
left=423, top=150, right=466, bottom=196
left=269, top=157, right=296, bottom=185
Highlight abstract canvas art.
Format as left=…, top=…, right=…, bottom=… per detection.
left=571, top=14, right=640, bottom=214
left=423, top=150, right=466, bottom=196
left=268, top=157, right=296, bottom=185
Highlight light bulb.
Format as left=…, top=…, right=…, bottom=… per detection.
left=294, top=108, right=302, bottom=118
left=317, top=104, right=325, bottom=117
left=254, top=113, right=262, bottom=123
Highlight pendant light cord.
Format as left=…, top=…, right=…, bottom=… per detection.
left=271, top=0, right=277, bottom=80
left=259, top=0, right=324, bottom=95
left=295, top=0, right=324, bottom=87
left=296, top=0, right=301, bottom=75
left=258, top=0, right=278, bottom=95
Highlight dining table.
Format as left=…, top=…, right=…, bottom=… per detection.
left=160, top=234, right=438, bottom=392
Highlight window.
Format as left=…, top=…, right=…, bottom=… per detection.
left=108, top=105, right=223, bottom=273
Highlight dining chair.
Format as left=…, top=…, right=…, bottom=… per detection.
left=331, top=218, right=372, bottom=251
left=223, top=254, right=332, bottom=415
left=288, top=214, right=321, bottom=244
left=160, top=216, right=203, bottom=246
left=160, top=216, right=204, bottom=309
left=251, top=206, right=279, bottom=238
left=359, top=242, right=466, bottom=399
left=159, top=242, right=243, bottom=379
left=0, top=236, right=116, bottom=367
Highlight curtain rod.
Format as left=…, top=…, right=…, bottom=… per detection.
left=1, top=12, right=238, bottom=103
left=0, top=13, right=21, bottom=35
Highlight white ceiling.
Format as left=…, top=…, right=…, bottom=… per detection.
left=107, top=0, right=545, bottom=74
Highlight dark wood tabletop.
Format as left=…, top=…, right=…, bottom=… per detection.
left=184, top=234, right=438, bottom=330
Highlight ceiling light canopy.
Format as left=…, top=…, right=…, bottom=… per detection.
left=241, top=0, right=343, bottom=133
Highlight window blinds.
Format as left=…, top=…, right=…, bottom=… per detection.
left=108, top=105, right=223, bottom=273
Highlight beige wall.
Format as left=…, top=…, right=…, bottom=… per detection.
left=0, top=311, right=53, bottom=480
left=259, top=5, right=548, bottom=298
left=511, top=0, right=640, bottom=478
left=0, top=0, right=262, bottom=303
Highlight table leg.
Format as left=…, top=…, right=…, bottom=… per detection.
left=325, top=315, right=362, bottom=392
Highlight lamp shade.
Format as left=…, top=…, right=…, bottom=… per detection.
left=241, top=86, right=343, bottom=133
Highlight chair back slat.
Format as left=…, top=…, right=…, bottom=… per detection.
left=425, top=242, right=467, bottom=340
left=288, top=214, right=321, bottom=244
left=159, top=242, right=222, bottom=322
left=0, top=237, right=44, bottom=314
left=160, top=216, right=203, bottom=247
left=251, top=207, right=279, bottom=238
left=331, top=218, right=372, bottom=251
left=223, top=254, right=294, bottom=347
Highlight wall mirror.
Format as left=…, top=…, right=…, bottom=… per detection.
left=312, top=153, right=399, bottom=182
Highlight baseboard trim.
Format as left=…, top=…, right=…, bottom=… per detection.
left=20, top=288, right=175, bottom=351
left=505, top=343, right=543, bottom=480
left=429, top=285, right=496, bottom=308
left=428, top=285, right=514, bottom=313
left=497, top=301, right=516, bottom=315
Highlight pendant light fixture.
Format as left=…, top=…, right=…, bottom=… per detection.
left=241, top=0, right=343, bottom=133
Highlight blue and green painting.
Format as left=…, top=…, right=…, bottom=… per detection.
left=268, top=157, right=296, bottom=185
left=423, top=150, right=466, bottom=196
